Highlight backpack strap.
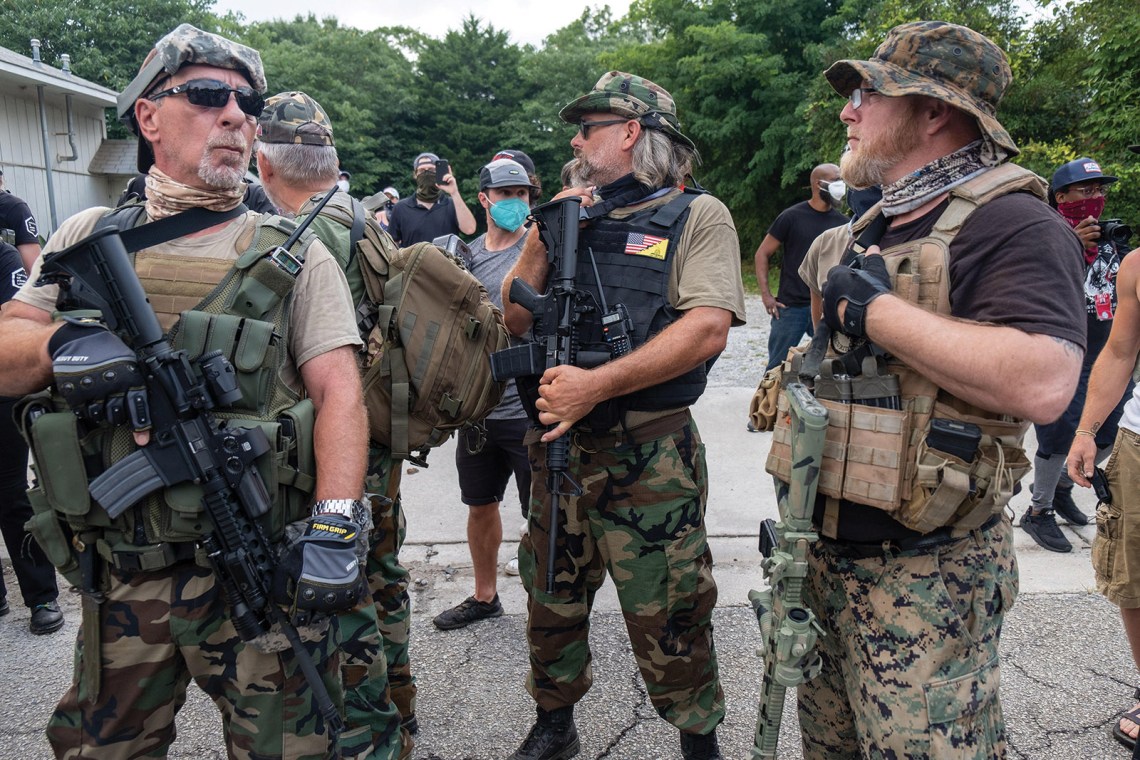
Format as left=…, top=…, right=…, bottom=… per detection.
left=348, top=198, right=366, bottom=269
left=97, top=205, right=248, bottom=252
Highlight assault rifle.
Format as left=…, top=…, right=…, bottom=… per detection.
left=37, top=205, right=343, bottom=737
left=490, top=196, right=611, bottom=593
left=749, top=382, right=828, bottom=758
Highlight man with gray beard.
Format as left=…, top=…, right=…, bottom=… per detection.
left=0, top=25, right=367, bottom=758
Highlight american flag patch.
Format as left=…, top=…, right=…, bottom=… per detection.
left=624, top=233, right=668, bottom=259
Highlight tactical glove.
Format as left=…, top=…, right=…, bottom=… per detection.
left=49, top=319, right=151, bottom=431
left=822, top=254, right=891, bottom=338
left=274, top=513, right=363, bottom=615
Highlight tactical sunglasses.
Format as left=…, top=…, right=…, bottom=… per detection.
left=148, top=78, right=265, bottom=117
left=575, top=118, right=630, bottom=140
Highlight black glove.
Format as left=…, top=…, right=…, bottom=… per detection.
left=822, top=254, right=891, bottom=338
left=274, top=513, right=363, bottom=615
left=49, top=319, right=151, bottom=430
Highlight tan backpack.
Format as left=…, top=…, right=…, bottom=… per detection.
left=354, top=222, right=510, bottom=462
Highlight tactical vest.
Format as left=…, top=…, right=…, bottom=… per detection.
left=766, top=164, right=1047, bottom=537
left=21, top=209, right=319, bottom=584
left=570, top=189, right=710, bottom=430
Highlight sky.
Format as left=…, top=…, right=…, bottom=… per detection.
left=210, top=0, right=634, bottom=47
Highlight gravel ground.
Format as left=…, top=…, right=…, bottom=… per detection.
left=708, top=293, right=772, bottom=388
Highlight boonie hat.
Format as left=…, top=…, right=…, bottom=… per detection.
left=559, top=71, right=695, bottom=150
left=257, top=91, right=334, bottom=146
left=479, top=159, right=538, bottom=190
left=1051, top=158, right=1117, bottom=192
left=118, top=24, right=266, bottom=171
left=491, top=149, right=536, bottom=177
left=825, top=21, right=1018, bottom=157
left=413, top=152, right=439, bottom=171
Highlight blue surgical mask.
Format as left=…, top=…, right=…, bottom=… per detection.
left=489, top=197, right=530, bottom=232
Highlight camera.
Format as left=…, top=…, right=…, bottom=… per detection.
left=1101, top=218, right=1133, bottom=247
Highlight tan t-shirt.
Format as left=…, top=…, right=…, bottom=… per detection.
left=798, top=223, right=853, bottom=297
left=605, top=190, right=747, bottom=325
left=18, top=208, right=362, bottom=395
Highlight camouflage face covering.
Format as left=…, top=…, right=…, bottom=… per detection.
left=824, top=21, right=1019, bottom=158
left=258, top=91, right=335, bottom=146
left=559, top=71, right=695, bottom=150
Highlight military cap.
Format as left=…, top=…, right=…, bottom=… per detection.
left=1051, top=157, right=1117, bottom=192
left=117, top=24, right=266, bottom=171
left=257, top=91, right=334, bottom=146
left=559, top=71, right=695, bottom=150
left=825, top=21, right=1019, bottom=157
left=479, top=159, right=538, bottom=190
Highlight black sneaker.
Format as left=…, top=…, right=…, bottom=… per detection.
left=681, top=729, right=723, bottom=760
left=1020, top=508, right=1072, bottom=553
left=1052, top=486, right=1089, bottom=526
left=29, top=601, right=64, bottom=635
left=402, top=713, right=419, bottom=735
left=432, top=595, right=503, bottom=630
left=509, top=706, right=579, bottom=760
left=0, top=597, right=9, bottom=617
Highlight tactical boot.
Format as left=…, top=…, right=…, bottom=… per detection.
left=1052, top=486, right=1088, bottom=525
left=680, top=729, right=722, bottom=760
left=1020, top=508, right=1072, bottom=553
left=0, top=597, right=9, bottom=617
left=509, top=706, right=579, bottom=760
left=29, top=601, right=64, bottom=635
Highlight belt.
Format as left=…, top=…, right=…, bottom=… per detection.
left=96, top=538, right=201, bottom=572
left=820, top=513, right=1002, bottom=560
left=570, top=410, right=691, bottom=452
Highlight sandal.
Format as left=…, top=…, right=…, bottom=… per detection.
left=1112, top=687, right=1140, bottom=752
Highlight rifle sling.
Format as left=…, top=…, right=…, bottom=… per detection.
left=117, top=205, right=248, bottom=253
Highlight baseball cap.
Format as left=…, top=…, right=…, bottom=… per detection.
left=339, top=170, right=351, bottom=179
left=413, top=152, right=439, bottom=171
left=491, top=149, right=535, bottom=177
left=118, top=24, right=266, bottom=171
left=1051, top=158, right=1117, bottom=192
left=825, top=21, right=1018, bottom=157
left=382, top=186, right=400, bottom=200
left=479, top=159, right=538, bottom=190
left=257, top=91, right=334, bottom=146
left=559, top=71, right=695, bottom=150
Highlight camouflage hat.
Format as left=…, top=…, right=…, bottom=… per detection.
left=559, top=71, right=695, bottom=150
left=824, top=21, right=1018, bottom=157
left=257, top=91, right=334, bottom=146
left=117, top=24, right=266, bottom=171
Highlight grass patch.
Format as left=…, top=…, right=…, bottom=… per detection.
left=741, top=262, right=780, bottom=296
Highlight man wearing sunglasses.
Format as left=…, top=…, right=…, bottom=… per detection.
left=501, top=72, right=746, bottom=760
left=776, top=21, right=1084, bottom=760
left=0, top=25, right=368, bottom=759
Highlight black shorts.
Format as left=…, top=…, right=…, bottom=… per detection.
left=455, top=416, right=532, bottom=517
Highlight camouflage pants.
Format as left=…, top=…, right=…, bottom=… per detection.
left=363, top=446, right=415, bottom=721
left=798, top=517, right=1018, bottom=759
left=520, top=416, right=725, bottom=734
left=48, top=562, right=340, bottom=760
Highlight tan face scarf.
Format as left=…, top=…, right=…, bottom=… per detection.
left=144, top=166, right=245, bottom=220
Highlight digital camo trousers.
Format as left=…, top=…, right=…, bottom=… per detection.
left=48, top=563, right=340, bottom=760
left=520, top=417, right=726, bottom=735
left=798, top=517, right=1018, bottom=759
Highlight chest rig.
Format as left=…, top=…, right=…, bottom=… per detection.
left=21, top=207, right=319, bottom=584
left=766, top=164, right=1048, bottom=536
left=569, top=188, right=710, bottom=431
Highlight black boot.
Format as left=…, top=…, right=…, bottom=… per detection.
left=508, top=706, right=579, bottom=760
left=680, top=729, right=722, bottom=760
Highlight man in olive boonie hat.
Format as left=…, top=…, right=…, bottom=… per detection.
left=785, top=20, right=1086, bottom=760
left=559, top=70, right=695, bottom=150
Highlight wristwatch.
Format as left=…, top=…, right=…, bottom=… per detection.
left=312, top=498, right=369, bottom=525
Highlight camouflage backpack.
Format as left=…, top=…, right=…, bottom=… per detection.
left=317, top=199, right=510, bottom=462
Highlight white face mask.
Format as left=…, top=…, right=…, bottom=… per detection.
left=826, top=180, right=846, bottom=202
left=337, top=179, right=350, bottom=193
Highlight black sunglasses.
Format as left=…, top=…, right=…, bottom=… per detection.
left=575, top=118, right=630, bottom=140
left=148, top=78, right=265, bottom=117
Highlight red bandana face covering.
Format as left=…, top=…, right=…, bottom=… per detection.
left=1057, top=197, right=1106, bottom=228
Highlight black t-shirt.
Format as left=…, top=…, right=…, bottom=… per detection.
left=0, top=241, right=25, bottom=304
left=0, top=192, right=39, bottom=245
left=768, top=200, right=848, bottom=307
left=387, top=194, right=460, bottom=245
left=827, top=190, right=1087, bottom=541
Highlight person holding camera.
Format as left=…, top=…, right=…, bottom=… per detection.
left=1021, top=157, right=1132, bottom=552
left=386, top=151, right=476, bottom=245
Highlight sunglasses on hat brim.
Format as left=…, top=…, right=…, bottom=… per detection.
left=148, top=78, right=264, bottom=117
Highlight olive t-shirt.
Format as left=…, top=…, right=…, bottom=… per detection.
left=819, top=190, right=1087, bottom=541
left=17, top=208, right=361, bottom=396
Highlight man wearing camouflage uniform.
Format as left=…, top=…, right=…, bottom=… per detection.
left=0, top=26, right=368, bottom=758
left=255, top=90, right=414, bottom=759
left=791, top=22, right=1084, bottom=758
left=501, top=72, right=746, bottom=760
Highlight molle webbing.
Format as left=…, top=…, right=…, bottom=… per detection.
left=135, top=252, right=237, bottom=331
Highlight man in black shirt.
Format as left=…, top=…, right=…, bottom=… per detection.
left=754, top=163, right=847, bottom=372
left=386, top=151, right=476, bottom=245
left=0, top=170, right=42, bottom=272
left=781, top=21, right=1084, bottom=760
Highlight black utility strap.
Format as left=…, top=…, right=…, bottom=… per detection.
left=118, top=205, right=247, bottom=254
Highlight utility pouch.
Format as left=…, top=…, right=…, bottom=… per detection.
left=749, top=369, right=782, bottom=433
left=767, top=393, right=849, bottom=498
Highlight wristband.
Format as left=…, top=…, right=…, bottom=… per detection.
left=1074, top=429, right=1096, bottom=438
